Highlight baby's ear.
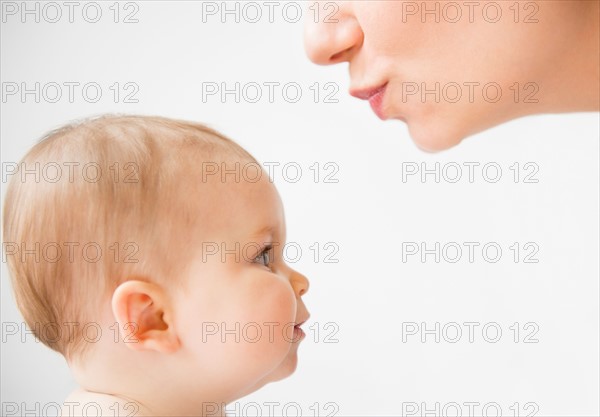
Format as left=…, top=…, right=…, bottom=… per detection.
left=111, top=280, right=181, bottom=353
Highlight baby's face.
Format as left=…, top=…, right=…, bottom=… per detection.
left=172, top=165, right=310, bottom=400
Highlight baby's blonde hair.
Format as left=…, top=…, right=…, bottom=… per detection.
left=3, top=115, right=257, bottom=361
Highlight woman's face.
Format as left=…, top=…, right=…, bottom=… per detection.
left=304, top=1, right=585, bottom=151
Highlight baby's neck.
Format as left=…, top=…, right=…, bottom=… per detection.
left=63, top=388, right=228, bottom=417
left=62, top=388, right=149, bottom=416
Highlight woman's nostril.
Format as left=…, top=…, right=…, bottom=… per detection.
left=330, top=47, right=353, bottom=63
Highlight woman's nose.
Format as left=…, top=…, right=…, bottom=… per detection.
left=290, top=269, right=310, bottom=297
left=303, top=3, right=363, bottom=65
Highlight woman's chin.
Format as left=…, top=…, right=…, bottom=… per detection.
left=401, top=109, right=470, bottom=152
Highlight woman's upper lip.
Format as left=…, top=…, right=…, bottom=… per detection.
left=350, top=82, right=388, bottom=100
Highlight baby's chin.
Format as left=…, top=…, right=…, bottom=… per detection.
left=255, top=346, right=301, bottom=388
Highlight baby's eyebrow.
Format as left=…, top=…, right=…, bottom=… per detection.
left=248, top=225, right=277, bottom=241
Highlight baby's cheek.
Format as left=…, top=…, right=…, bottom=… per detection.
left=187, top=273, right=296, bottom=377
left=242, top=276, right=297, bottom=344
left=198, top=281, right=296, bottom=384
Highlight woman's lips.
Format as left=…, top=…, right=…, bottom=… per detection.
left=350, top=83, right=389, bottom=120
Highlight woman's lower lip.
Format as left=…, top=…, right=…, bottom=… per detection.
left=369, top=85, right=388, bottom=120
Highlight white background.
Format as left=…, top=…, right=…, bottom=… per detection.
left=1, top=1, right=599, bottom=416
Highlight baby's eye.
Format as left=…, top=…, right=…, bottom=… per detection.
left=254, top=246, right=272, bottom=269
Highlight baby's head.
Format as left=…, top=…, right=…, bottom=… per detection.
left=3, top=115, right=310, bottom=415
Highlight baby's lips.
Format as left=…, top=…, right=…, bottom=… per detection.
left=294, top=315, right=310, bottom=327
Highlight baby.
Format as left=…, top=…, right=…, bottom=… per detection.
left=3, top=115, right=310, bottom=416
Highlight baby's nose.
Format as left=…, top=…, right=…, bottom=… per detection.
left=290, top=269, right=309, bottom=297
